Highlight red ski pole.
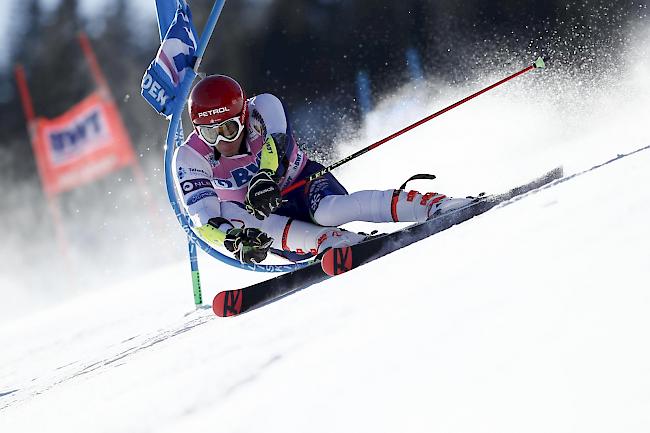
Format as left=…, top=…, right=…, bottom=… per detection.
left=282, top=57, right=547, bottom=195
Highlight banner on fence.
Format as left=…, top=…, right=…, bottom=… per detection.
left=33, top=91, right=136, bottom=195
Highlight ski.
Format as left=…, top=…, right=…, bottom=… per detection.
left=213, top=166, right=562, bottom=317
left=212, top=260, right=328, bottom=317
left=321, top=166, right=563, bottom=276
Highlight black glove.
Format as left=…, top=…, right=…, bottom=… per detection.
left=223, top=227, right=273, bottom=264
left=245, top=169, right=282, bottom=220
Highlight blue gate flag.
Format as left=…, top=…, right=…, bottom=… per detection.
left=155, top=0, right=179, bottom=41
left=141, top=0, right=198, bottom=118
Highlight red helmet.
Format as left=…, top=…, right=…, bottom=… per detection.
left=188, top=75, right=247, bottom=126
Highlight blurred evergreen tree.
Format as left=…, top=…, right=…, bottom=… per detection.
left=90, top=0, right=162, bottom=153
left=1, top=0, right=91, bottom=188
left=0, top=0, right=644, bottom=179
left=12, top=0, right=43, bottom=68
left=25, top=0, right=92, bottom=118
left=0, top=0, right=43, bottom=146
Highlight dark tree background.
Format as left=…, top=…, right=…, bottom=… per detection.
left=1, top=0, right=645, bottom=182
left=0, top=0, right=645, bottom=291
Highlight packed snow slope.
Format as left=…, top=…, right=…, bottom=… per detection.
left=2, top=34, right=650, bottom=433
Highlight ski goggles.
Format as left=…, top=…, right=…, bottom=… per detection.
left=195, top=116, right=244, bottom=145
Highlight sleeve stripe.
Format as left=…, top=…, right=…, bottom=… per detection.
left=187, top=189, right=218, bottom=206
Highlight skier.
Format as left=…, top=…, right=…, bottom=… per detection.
left=173, top=75, right=475, bottom=264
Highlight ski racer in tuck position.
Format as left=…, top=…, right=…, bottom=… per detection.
left=173, top=75, right=475, bottom=264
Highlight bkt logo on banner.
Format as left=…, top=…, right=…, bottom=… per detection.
left=47, top=109, right=108, bottom=164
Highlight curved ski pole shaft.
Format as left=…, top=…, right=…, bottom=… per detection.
left=282, top=57, right=547, bottom=196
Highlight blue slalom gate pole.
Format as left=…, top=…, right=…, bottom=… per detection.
left=194, top=1, right=226, bottom=68
left=163, top=1, right=310, bottom=307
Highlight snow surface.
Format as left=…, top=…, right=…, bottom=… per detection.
left=2, top=31, right=650, bottom=433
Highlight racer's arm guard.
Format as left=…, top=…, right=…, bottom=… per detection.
left=260, top=132, right=293, bottom=180
left=196, top=217, right=272, bottom=263
left=260, top=133, right=281, bottom=175
left=194, top=217, right=234, bottom=247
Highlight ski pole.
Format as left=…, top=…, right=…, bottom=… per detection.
left=282, top=57, right=547, bottom=196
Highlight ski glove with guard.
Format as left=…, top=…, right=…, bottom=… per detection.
left=245, top=169, right=282, bottom=220
left=196, top=217, right=272, bottom=264
left=222, top=226, right=273, bottom=264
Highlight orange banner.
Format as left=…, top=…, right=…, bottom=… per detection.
left=34, top=91, right=136, bottom=196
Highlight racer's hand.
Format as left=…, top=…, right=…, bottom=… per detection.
left=245, top=169, right=282, bottom=220
left=223, top=227, right=273, bottom=264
